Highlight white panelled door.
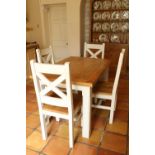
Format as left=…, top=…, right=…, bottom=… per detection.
left=49, top=4, right=68, bottom=62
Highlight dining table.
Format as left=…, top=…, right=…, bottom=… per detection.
left=57, top=56, right=110, bottom=138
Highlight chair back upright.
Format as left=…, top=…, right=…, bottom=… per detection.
left=84, top=42, right=105, bottom=59
left=30, top=60, right=73, bottom=115
left=36, top=46, right=55, bottom=64
left=112, top=49, right=126, bottom=96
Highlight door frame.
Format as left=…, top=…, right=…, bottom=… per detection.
left=39, top=0, right=82, bottom=56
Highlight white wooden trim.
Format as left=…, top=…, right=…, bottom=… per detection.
left=36, top=46, right=55, bottom=64
left=41, top=96, right=67, bottom=107
left=36, top=49, right=42, bottom=63
left=92, top=49, right=125, bottom=124
left=112, top=49, right=125, bottom=96
left=30, top=60, right=75, bottom=148
left=81, top=86, right=92, bottom=138
left=92, top=105, right=111, bottom=110
left=84, top=42, right=105, bottom=59
left=34, top=63, right=66, bottom=74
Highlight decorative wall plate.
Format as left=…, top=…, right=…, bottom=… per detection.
left=93, top=12, right=101, bottom=20
left=120, top=22, right=129, bottom=32
left=122, top=0, right=129, bottom=9
left=102, top=23, right=110, bottom=32
left=112, top=0, right=121, bottom=9
left=102, top=0, right=111, bottom=10
left=111, top=23, right=119, bottom=32
left=102, top=12, right=111, bottom=20
left=93, top=23, right=102, bottom=32
left=111, top=34, right=120, bottom=43
left=121, top=11, right=129, bottom=20
left=94, top=1, right=102, bottom=10
left=99, top=33, right=109, bottom=42
left=111, top=11, right=120, bottom=20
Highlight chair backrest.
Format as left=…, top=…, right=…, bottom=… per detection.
left=30, top=60, right=73, bottom=114
left=112, top=49, right=126, bottom=96
left=36, top=45, right=55, bottom=64
left=84, top=42, right=105, bottom=59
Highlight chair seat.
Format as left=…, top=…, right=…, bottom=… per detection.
left=43, top=93, right=82, bottom=115
left=93, top=81, right=113, bottom=97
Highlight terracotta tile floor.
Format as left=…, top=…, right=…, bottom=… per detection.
left=26, top=77, right=129, bottom=155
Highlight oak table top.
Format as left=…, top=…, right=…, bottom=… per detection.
left=57, top=56, right=110, bottom=87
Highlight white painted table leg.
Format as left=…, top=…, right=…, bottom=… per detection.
left=82, top=86, right=92, bottom=138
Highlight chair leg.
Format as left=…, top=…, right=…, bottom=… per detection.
left=109, top=110, right=114, bottom=124
left=114, top=95, right=117, bottom=111
left=69, top=117, right=74, bottom=148
left=40, top=114, right=47, bottom=140
left=109, top=99, right=115, bottom=124
left=45, top=116, right=50, bottom=126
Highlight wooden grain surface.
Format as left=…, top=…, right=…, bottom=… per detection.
left=56, top=56, right=110, bottom=87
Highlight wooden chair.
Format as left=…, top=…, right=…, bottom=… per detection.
left=36, top=45, right=55, bottom=64
left=30, top=60, right=82, bottom=148
left=84, top=42, right=105, bottom=59
left=92, top=49, right=125, bottom=124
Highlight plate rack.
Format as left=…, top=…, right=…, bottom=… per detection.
left=90, top=0, right=129, bottom=44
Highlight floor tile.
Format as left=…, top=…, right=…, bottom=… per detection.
left=114, top=110, right=129, bottom=122
left=26, top=102, right=38, bottom=113
left=26, top=77, right=128, bottom=155
left=92, top=108, right=109, bottom=118
left=26, top=114, right=40, bottom=129
left=116, top=102, right=129, bottom=111
left=100, top=132, right=127, bottom=154
left=55, top=123, right=81, bottom=140
left=32, top=111, right=39, bottom=115
left=26, top=128, right=34, bottom=137
left=27, top=85, right=35, bottom=91
left=77, top=129, right=103, bottom=146
left=26, top=130, right=50, bottom=152
left=37, top=118, right=60, bottom=136
left=42, top=136, right=70, bottom=155
left=98, top=148, right=123, bottom=155
left=91, top=115, right=107, bottom=130
left=26, top=149, right=39, bottom=155
left=26, top=93, right=36, bottom=102
left=70, top=143, right=97, bottom=155
left=106, top=121, right=128, bottom=135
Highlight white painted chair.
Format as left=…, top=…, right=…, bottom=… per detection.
left=30, top=60, right=82, bottom=148
left=84, top=42, right=105, bottom=59
left=36, top=46, right=58, bottom=122
left=36, top=46, right=55, bottom=64
left=92, top=49, right=125, bottom=124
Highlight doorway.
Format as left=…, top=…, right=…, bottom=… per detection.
left=46, top=4, right=68, bottom=62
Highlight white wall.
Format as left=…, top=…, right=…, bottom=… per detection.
left=26, top=0, right=43, bottom=47
left=27, top=0, right=82, bottom=56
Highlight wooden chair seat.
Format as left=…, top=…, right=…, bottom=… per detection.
left=30, top=61, right=81, bottom=148
left=93, top=81, right=113, bottom=96
left=43, top=93, right=82, bottom=115
left=92, top=49, right=125, bottom=124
